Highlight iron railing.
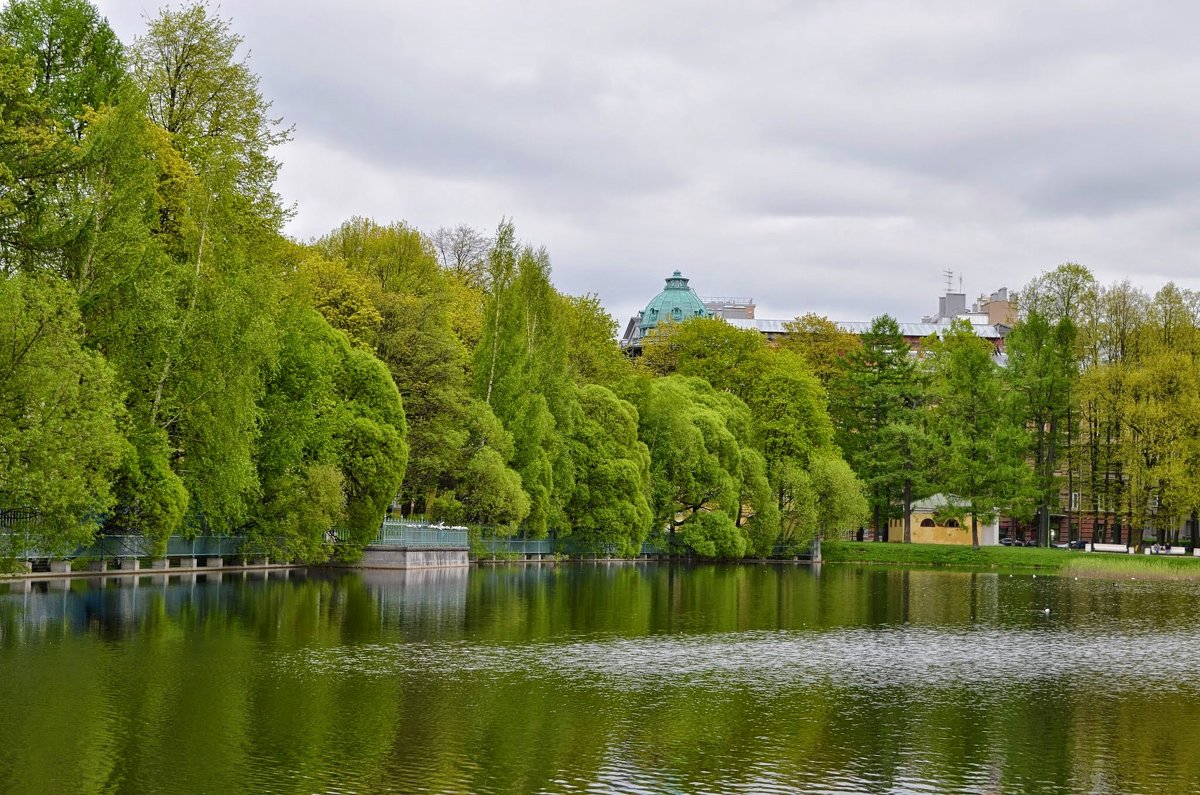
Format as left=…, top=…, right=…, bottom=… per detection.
left=374, top=520, right=469, bottom=549
left=2, top=509, right=819, bottom=561
left=0, top=532, right=248, bottom=561
left=331, top=519, right=470, bottom=549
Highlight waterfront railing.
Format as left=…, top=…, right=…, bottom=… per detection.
left=3, top=509, right=816, bottom=562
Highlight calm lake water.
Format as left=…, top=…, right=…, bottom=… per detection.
left=2, top=563, right=1198, bottom=794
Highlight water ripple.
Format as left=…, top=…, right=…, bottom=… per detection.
left=287, top=624, right=1200, bottom=693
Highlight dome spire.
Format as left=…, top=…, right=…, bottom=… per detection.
left=665, top=270, right=689, bottom=289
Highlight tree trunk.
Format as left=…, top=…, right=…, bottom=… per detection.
left=1045, top=414, right=1058, bottom=548
left=423, top=487, right=438, bottom=521
left=1065, top=398, right=1075, bottom=545
left=903, top=479, right=912, bottom=544
left=152, top=194, right=211, bottom=426
left=971, top=512, right=979, bottom=550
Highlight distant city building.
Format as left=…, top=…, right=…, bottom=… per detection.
left=703, top=296, right=756, bottom=320
left=923, top=285, right=1015, bottom=329
left=622, top=271, right=1013, bottom=357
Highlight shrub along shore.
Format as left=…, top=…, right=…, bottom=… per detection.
left=822, top=541, right=1200, bottom=580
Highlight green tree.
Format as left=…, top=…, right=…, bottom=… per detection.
left=1018, top=262, right=1096, bottom=325
left=1097, top=285, right=1200, bottom=547
left=640, top=315, right=857, bottom=552
left=1005, top=310, right=1078, bottom=545
left=562, top=384, right=653, bottom=555
left=925, top=319, right=1031, bottom=548
left=780, top=312, right=861, bottom=387
left=1076, top=280, right=1149, bottom=544
left=459, top=446, right=531, bottom=528
left=131, top=2, right=290, bottom=223
left=252, top=307, right=346, bottom=561
left=627, top=375, right=777, bottom=558
left=473, top=223, right=577, bottom=535
left=0, top=39, right=82, bottom=274
left=316, top=217, right=438, bottom=295
left=0, top=41, right=200, bottom=545
left=1016, top=263, right=1097, bottom=544
left=832, top=315, right=930, bottom=542
left=334, top=341, right=409, bottom=549
left=562, top=293, right=633, bottom=388
left=809, top=453, right=869, bottom=539
left=639, top=315, right=765, bottom=401
left=0, top=273, right=125, bottom=557
left=128, top=3, right=292, bottom=534
left=0, top=0, right=125, bottom=139
left=290, top=250, right=382, bottom=350
left=313, top=217, right=525, bottom=528
left=65, top=98, right=199, bottom=546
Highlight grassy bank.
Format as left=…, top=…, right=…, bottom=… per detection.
left=1062, top=553, right=1200, bottom=580
left=822, top=540, right=1200, bottom=579
left=823, top=541, right=1070, bottom=569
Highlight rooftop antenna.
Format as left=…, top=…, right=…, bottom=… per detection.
left=943, top=269, right=954, bottom=293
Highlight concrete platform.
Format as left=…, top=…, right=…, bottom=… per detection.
left=359, top=547, right=470, bottom=569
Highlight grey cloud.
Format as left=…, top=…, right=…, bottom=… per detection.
left=94, top=0, right=1200, bottom=328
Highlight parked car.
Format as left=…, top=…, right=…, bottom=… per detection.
left=1052, top=539, right=1088, bottom=549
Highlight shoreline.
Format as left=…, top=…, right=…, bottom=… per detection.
left=823, top=540, right=1200, bottom=580
left=1, top=560, right=301, bottom=581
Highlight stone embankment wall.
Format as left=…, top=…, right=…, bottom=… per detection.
left=359, top=548, right=470, bottom=569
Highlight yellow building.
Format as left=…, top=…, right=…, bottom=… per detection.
left=888, top=494, right=999, bottom=546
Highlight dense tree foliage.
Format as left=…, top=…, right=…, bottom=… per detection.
left=7, top=0, right=1196, bottom=568
left=0, top=0, right=124, bottom=138
left=0, top=2, right=403, bottom=565
left=638, top=317, right=863, bottom=552
left=832, top=315, right=930, bottom=542
left=924, top=320, right=1032, bottom=548
left=0, top=274, right=125, bottom=554
left=780, top=313, right=861, bottom=387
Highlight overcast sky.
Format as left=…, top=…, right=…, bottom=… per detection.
left=95, top=0, right=1200, bottom=327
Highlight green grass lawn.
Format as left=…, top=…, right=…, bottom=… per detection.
left=822, top=540, right=1200, bottom=579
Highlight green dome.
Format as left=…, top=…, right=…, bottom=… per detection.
left=638, top=271, right=711, bottom=335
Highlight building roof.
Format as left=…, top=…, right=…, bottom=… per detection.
left=638, top=271, right=712, bottom=333
left=727, top=318, right=1006, bottom=340
left=908, top=493, right=969, bottom=513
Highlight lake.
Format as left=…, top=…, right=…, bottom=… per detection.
left=2, top=563, right=1197, bottom=793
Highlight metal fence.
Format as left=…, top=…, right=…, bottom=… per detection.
left=2, top=509, right=818, bottom=561
left=163, top=535, right=245, bottom=557
left=0, top=509, right=39, bottom=530
left=0, top=532, right=248, bottom=561
left=330, top=520, right=470, bottom=549
left=375, top=520, right=469, bottom=549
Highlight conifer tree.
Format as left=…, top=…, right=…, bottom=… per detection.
left=833, top=315, right=930, bottom=541
left=926, top=320, right=1031, bottom=548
